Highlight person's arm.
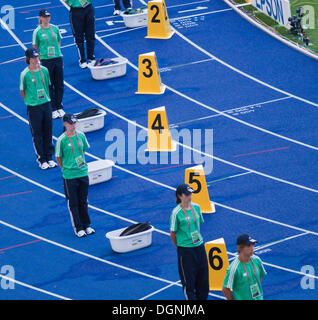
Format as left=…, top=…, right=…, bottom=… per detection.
left=56, top=157, right=63, bottom=168
left=170, top=231, right=177, bottom=248
left=222, top=287, right=234, bottom=300
left=20, top=90, right=25, bottom=100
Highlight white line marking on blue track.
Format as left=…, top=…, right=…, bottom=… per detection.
left=167, top=0, right=210, bottom=9
left=8, top=2, right=51, bottom=10
left=178, top=6, right=208, bottom=14
left=0, top=274, right=71, bottom=300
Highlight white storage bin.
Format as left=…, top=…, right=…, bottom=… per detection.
left=88, top=57, right=128, bottom=80
left=121, top=10, right=148, bottom=28
left=106, top=225, right=154, bottom=253
left=75, top=109, right=106, bottom=133
left=87, top=159, right=114, bottom=185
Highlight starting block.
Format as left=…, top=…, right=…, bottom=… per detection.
left=146, top=0, right=174, bottom=39
left=136, top=52, right=166, bottom=95
left=185, top=164, right=215, bottom=213
left=146, top=106, right=177, bottom=152
left=205, top=238, right=230, bottom=291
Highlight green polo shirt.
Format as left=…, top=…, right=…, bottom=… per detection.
left=65, top=0, right=92, bottom=8
left=223, top=255, right=267, bottom=300
left=19, top=65, right=51, bottom=106
left=32, top=24, right=63, bottom=60
left=170, top=202, right=204, bottom=248
left=55, top=130, right=90, bottom=180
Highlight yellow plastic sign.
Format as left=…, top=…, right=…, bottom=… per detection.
left=146, top=0, right=174, bottom=39
left=185, top=164, right=215, bottom=213
left=146, top=106, right=176, bottom=152
left=205, top=238, right=230, bottom=291
left=136, top=52, right=166, bottom=95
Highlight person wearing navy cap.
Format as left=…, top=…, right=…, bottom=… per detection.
left=55, top=113, right=95, bottom=238
left=33, top=9, right=65, bottom=120
left=170, top=184, right=209, bottom=300
left=223, top=234, right=267, bottom=300
left=64, top=0, right=96, bottom=69
left=19, top=47, right=57, bottom=170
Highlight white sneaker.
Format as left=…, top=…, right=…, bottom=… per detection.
left=79, top=61, right=88, bottom=69
left=76, top=230, right=86, bottom=238
left=57, top=109, right=65, bottom=117
left=85, top=227, right=95, bottom=235
left=113, top=9, right=121, bottom=16
left=40, top=162, right=49, bottom=170
left=88, top=60, right=96, bottom=67
left=48, top=160, right=57, bottom=168
left=52, top=111, right=60, bottom=119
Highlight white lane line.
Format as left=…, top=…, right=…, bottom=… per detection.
left=137, top=0, right=318, bottom=110
left=170, top=8, right=233, bottom=21
left=169, top=96, right=292, bottom=128
left=254, top=232, right=310, bottom=251
left=7, top=2, right=51, bottom=10
left=0, top=56, right=25, bottom=65
left=0, top=218, right=223, bottom=299
left=178, top=6, right=208, bottom=14
left=139, top=280, right=181, bottom=300
left=0, top=274, right=71, bottom=300
left=95, top=4, right=115, bottom=9
left=167, top=0, right=210, bottom=9
left=206, top=171, right=252, bottom=186
left=160, top=58, right=214, bottom=72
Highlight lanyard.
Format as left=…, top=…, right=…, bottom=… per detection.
left=240, top=257, right=257, bottom=285
left=180, top=204, right=197, bottom=231
left=41, top=24, right=55, bottom=45
left=29, top=66, right=44, bottom=88
left=66, top=131, right=81, bottom=156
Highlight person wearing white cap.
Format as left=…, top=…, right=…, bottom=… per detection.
left=222, top=234, right=267, bottom=300
left=55, top=113, right=95, bottom=238
left=19, top=47, right=57, bottom=170
left=33, top=9, right=65, bottom=120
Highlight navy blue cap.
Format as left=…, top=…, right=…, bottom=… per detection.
left=25, top=47, right=39, bottom=58
left=63, top=113, right=77, bottom=124
left=176, top=184, right=194, bottom=196
left=237, top=234, right=258, bottom=246
left=39, top=9, right=50, bottom=17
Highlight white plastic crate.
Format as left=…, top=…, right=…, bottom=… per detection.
left=87, top=159, right=114, bottom=185
left=88, top=57, right=128, bottom=80
left=106, top=225, right=154, bottom=253
left=75, top=109, right=106, bottom=133
left=121, top=10, right=148, bottom=28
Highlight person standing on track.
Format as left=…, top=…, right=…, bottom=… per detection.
left=222, top=234, right=267, bottom=300
left=170, top=184, right=209, bottom=300
left=55, top=113, right=95, bottom=238
left=65, top=0, right=96, bottom=69
left=113, top=0, right=132, bottom=16
left=19, top=47, right=57, bottom=170
left=33, top=9, right=65, bottom=120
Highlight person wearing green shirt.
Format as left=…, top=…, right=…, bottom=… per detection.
left=65, top=0, right=96, bottom=69
left=19, top=47, right=57, bottom=170
left=223, top=234, right=267, bottom=300
left=170, top=184, right=209, bottom=300
left=33, top=9, right=65, bottom=120
left=55, top=113, right=95, bottom=238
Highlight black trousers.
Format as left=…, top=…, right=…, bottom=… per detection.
left=41, top=57, right=64, bottom=111
left=27, top=102, right=54, bottom=164
left=69, top=4, right=95, bottom=63
left=113, top=0, right=132, bottom=10
left=177, top=244, right=209, bottom=300
left=63, top=176, right=91, bottom=233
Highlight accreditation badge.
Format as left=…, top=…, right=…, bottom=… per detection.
left=75, top=155, right=85, bottom=168
left=250, top=283, right=261, bottom=299
left=37, top=88, right=45, bottom=100
left=47, top=46, right=55, bottom=57
left=191, top=231, right=200, bottom=245
left=79, top=0, right=89, bottom=7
